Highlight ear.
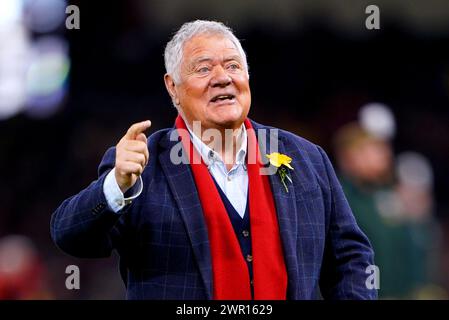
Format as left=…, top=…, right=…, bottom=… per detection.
left=164, top=74, right=180, bottom=106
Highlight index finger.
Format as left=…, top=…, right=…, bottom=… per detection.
left=125, top=120, right=152, bottom=140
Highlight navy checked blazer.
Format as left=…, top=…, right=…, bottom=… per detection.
left=51, top=119, right=377, bottom=300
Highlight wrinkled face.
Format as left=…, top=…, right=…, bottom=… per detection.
left=165, top=34, right=251, bottom=130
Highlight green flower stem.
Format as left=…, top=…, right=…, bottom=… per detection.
left=278, top=167, right=290, bottom=192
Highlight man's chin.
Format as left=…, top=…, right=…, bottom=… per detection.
left=211, top=108, right=248, bottom=128
left=211, top=114, right=245, bottom=129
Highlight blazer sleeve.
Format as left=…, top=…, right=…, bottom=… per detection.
left=316, top=146, right=378, bottom=300
left=50, top=146, right=127, bottom=258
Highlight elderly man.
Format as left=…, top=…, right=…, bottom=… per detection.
left=51, top=20, right=376, bottom=300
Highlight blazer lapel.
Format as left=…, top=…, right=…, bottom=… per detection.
left=252, top=121, right=300, bottom=299
left=158, top=128, right=213, bottom=299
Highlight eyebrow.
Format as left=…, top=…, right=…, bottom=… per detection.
left=190, top=55, right=243, bottom=67
left=223, top=55, right=243, bottom=63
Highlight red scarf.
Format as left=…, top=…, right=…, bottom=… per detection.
left=175, top=116, right=287, bottom=300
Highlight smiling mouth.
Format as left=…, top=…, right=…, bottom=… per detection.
left=210, top=94, right=236, bottom=103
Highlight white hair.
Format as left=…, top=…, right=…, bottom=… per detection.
left=164, top=20, right=249, bottom=84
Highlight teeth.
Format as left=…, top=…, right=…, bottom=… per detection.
left=213, top=95, right=233, bottom=101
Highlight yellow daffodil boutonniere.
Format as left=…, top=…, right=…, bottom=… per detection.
left=266, top=152, right=294, bottom=192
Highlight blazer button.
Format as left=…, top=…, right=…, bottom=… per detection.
left=242, top=230, right=249, bottom=237
left=246, top=254, right=253, bottom=262
left=250, top=279, right=254, bottom=286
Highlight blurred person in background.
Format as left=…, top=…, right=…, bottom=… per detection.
left=333, top=122, right=445, bottom=299
left=0, top=235, right=52, bottom=299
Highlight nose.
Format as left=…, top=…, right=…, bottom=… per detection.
left=210, top=66, right=232, bottom=87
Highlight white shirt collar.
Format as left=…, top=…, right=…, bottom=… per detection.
left=185, top=122, right=247, bottom=169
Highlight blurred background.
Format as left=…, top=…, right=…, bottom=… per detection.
left=1, top=0, right=449, bottom=299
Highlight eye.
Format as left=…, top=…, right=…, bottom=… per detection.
left=227, top=63, right=240, bottom=70
left=197, top=66, right=210, bottom=73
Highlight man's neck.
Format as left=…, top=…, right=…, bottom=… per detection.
left=216, top=126, right=244, bottom=171
left=187, top=120, right=246, bottom=171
